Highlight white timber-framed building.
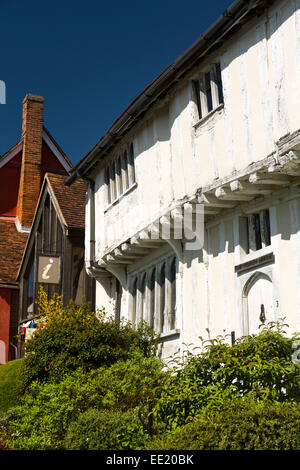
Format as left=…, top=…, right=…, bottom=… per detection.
left=66, top=0, right=300, bottom=358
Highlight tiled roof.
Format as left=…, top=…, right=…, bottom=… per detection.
left=0, top=219, right=28, bottom=284
left=47, top=174, right=87, bottom=230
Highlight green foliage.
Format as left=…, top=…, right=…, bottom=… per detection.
left=20, top=289, right=159, bottom=389
left=0, top=359, right=23, bottom=414
left=152, top=321, right=300, bottom=429
left=0, top=409, right=18, bottom=450
left=5, top=353, right=165, bottom=450
left=3, top=306, right=300, bottom=451
left=90, top=351, right=167, bottom=410
left=146, top=399, right=300, bottom=450
left=64, top=408, right=146, bottom=450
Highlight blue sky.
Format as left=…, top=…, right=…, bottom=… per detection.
left=0, top=0, right=231, bottom=165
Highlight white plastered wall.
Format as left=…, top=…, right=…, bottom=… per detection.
left=83, top=0, right=300, bottom=355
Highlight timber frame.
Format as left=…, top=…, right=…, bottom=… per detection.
left=17, top=175, right=95, bottom=340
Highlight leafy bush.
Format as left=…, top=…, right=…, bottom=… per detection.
left=0, top=409, right=19, bottom=450
left=147, top=399, right=300, bottom=450
left=0, top=359, right=23, bottom=414
left=20, top=288, right=159, bottom=389
left=64, top=408, right=146, bottom=450
left=5, top=353, right=165, bottom=450
left=90, top=351, right=167, bottom=410
left=152, top=321, right=300, bottom=429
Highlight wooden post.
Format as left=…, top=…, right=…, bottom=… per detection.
left=34, top=231, right=42, bottom=314
left=62, top=235, right=73, bottom=306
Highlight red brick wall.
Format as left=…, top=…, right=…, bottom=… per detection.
left=0, top=288, right=11, bottom=364
left=8, top=290, right=19, bottom=361
left=0, top=152, right=22, bottom=217
left=17, top=94, right=44, bottom=229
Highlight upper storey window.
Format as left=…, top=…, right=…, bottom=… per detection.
left=193, top=63, right=223, bottom=120
left=239, top=209, right=271, bottom=255
left=105, top=143, right=136, bottom=205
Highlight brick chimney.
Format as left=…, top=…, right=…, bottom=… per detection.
left=17, top=94, right=44, bottom=231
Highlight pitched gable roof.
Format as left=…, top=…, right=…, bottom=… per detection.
left=47, top=174, right=86, bottom=230
left=0, top=126, right=72, bottom=172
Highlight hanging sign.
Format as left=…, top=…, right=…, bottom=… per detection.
left=37, top=255, right=61, bottom=284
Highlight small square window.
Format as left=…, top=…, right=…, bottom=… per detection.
left=241, top=209, right=271, bottom=253
left=194, top=62, right=224, bottom=120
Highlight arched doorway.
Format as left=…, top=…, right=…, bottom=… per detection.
left=243, top=272, right=274, bottom=335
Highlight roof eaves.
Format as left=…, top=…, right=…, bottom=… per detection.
left=0, top=140, right=23, bottom=168
left=46, top=175, right=69, bottom=229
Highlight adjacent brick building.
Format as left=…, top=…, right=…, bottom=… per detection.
left=0, top=94, right=72, bottom=364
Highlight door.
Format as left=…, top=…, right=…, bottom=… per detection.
left=246, top=273, right=274, bottom=335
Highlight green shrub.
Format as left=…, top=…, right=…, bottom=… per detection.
left=0, top=359, right=23, bottom=414
left=147, top=399, right=300, bottom=450
left=20, top=289, right=159, bottom=389
left=89, top=351, right=167, bottom=410
left=0, top=409, right=19, bottom=450
left=6, top=353, right=165, bottom=450
left=152, top=321, right=300, bottom=429
left=64, top=408, right=146, bottom=450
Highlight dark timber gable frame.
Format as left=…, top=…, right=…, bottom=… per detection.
left=16, top=174, right=94, bottom=355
